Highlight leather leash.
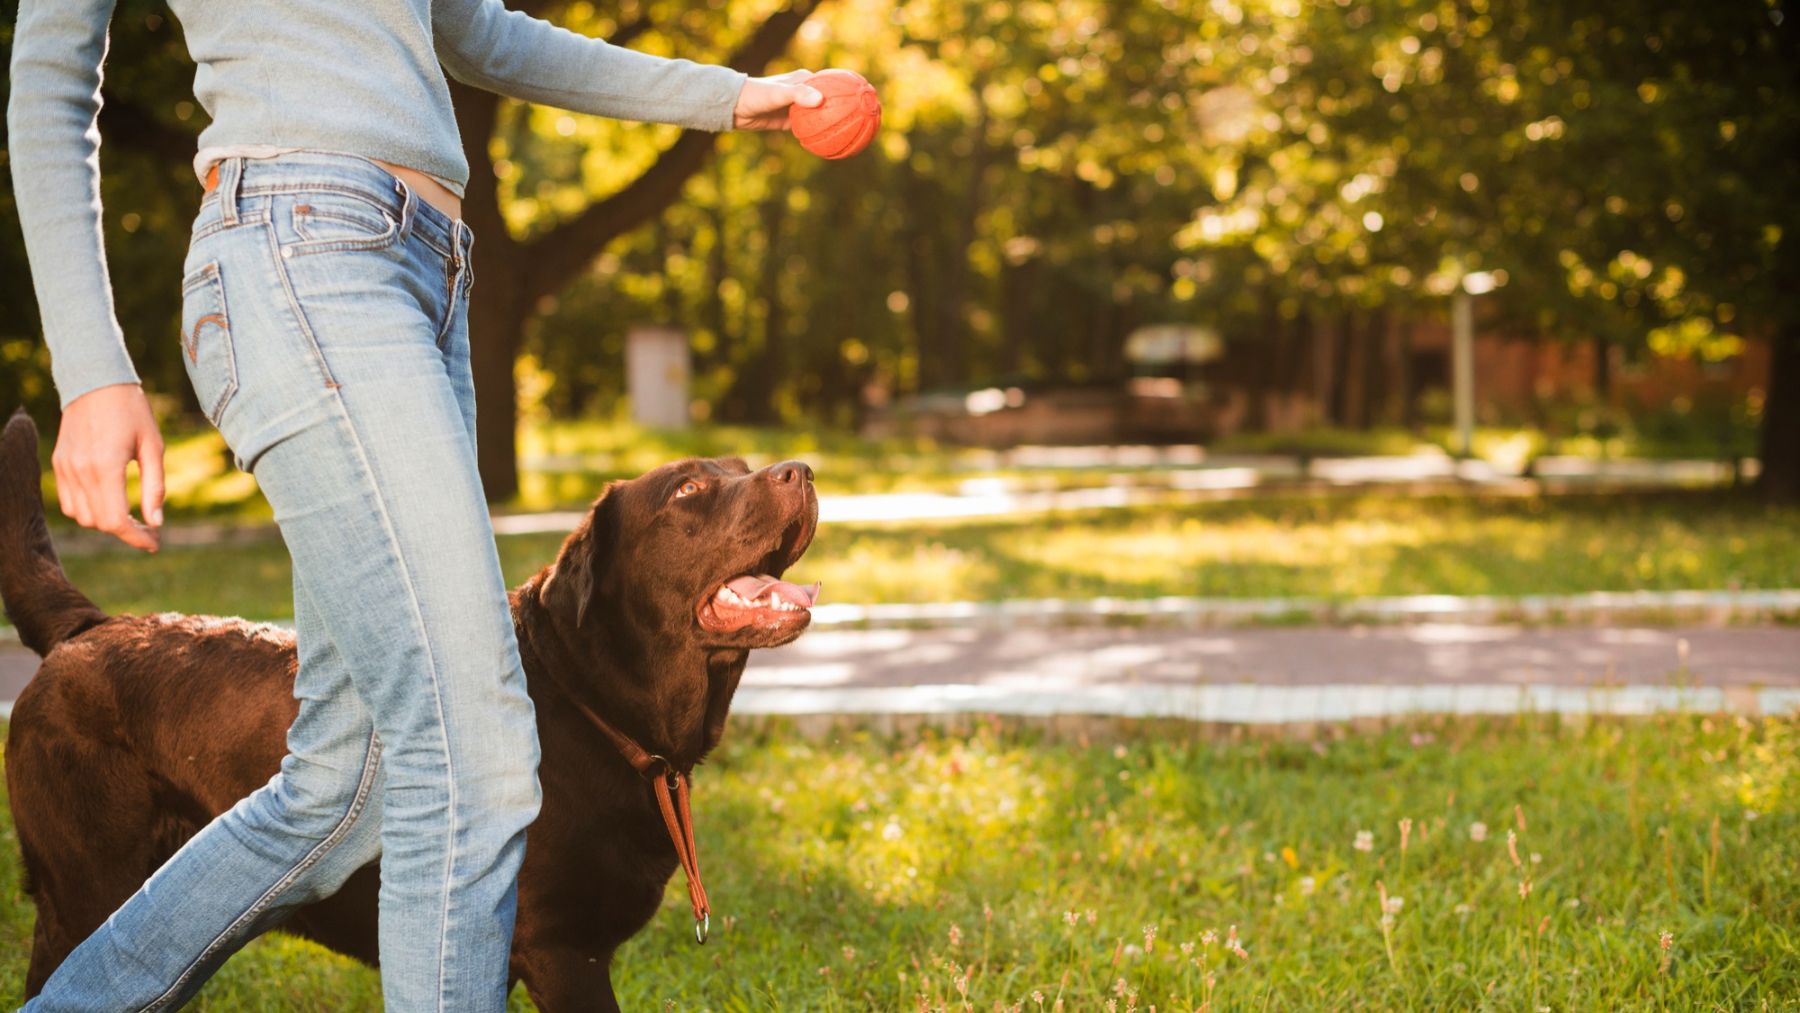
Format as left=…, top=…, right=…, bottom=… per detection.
left=557, top=690, right=711, bottom=943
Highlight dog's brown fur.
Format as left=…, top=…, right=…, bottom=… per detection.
left=0, top=408, right=818, bottom=1011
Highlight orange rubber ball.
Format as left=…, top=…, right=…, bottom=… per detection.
left=789, top=70, right=882, bottom=160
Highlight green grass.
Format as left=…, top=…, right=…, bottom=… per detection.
left=30, top=491, right=1800, bottom=624
left=5, top=715, right=1797, bottom=1008
left=54, top=414, right=1763, bottom=525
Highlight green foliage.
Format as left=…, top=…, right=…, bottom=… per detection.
left=5, top=716, right=1797, bottom=1008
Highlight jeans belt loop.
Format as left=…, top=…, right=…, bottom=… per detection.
left=217, top=157, right=245, bottom=227
left=393, top=176, right=418, bottom=244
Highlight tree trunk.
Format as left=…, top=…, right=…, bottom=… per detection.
left=1760, top=320, right=1800, bottom=502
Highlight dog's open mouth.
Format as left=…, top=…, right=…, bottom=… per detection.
left=697, top=512, right=821, bottom=633
left=698, top=575, right=822, bottom=632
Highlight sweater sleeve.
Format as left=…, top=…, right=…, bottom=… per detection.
left=431, top=0, right=748, bottom=133
left=8, top=0, right=142, bottom=408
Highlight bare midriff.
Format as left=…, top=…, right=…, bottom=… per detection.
left=373, top=158, right=462, bottom=221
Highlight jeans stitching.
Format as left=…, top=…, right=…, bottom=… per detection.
left=286, top=202, right=403, bottom=258
left=315, top=395, right=466, bottom=1012
left=264, top=222, right=343, bottom=391
left=179, top=261, right=239, bottom=425
left=238, top=182, right=455, bottom=258
left=138, top=730, right=384, bottom=1012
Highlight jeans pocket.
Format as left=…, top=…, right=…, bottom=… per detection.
left=180, top=261, right=239, bottom=425
left=287, top=191, right=402, bottom=256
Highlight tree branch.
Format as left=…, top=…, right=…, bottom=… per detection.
left=522, top=0, right=825, bottom=302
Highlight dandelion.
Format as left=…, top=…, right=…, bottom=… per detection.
left=1469, top=821, right=1489, bottom=842
left=1354, top=830, right=1375, bottom=852
left=882, top=821, right=903, bottom=841
left=1507, top=829, right=1522, bottom=868
left=1398, top=817, right=1413, bottom=853
left=1530, top=852, right=1543, bottom=865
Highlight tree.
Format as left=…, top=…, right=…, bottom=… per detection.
left=452, top=0, right=825, bottom=501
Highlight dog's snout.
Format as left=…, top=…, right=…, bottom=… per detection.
left=769, top=460, right=813, bottom=486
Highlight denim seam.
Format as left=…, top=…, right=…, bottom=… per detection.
left=179, top=261, right=240, bottom=425
left=284, top=203, right=403, bottom=258
left=238, top=183, right=455, bottom=258
left=318, top=394, right=465, bottom=1012
left=192, top=210, right=270, bottom=244
left=263, top=222, right=343, bottom=390
left=138, top=730, right=384, bottom=1012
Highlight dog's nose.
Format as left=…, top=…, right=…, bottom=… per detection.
left=769, top=460, right=813, bottom=486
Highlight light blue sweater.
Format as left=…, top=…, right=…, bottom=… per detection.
left=8, top=0, right=749, bottom=407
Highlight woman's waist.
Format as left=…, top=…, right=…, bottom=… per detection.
left=197, top=146, right=462, bottom=221
left=198, top=149, right=469, bottom=254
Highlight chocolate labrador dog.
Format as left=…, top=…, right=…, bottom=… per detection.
left=0, top=408, right=819, bottom=1010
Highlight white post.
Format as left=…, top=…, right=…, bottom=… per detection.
left=1452, top=289, right=1474, bottom=459
left=626, top=325, right=691, bottom=429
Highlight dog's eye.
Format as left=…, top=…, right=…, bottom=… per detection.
left=675, top=480, right=702, bottom=499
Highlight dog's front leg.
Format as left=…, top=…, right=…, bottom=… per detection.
left=517, top=945, right=625, bottom=1013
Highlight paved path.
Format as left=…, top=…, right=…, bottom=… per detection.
left=8, top=624, right=1797, bottom=722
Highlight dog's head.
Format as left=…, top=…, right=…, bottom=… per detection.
left=542, top=456, right=820, bottom=653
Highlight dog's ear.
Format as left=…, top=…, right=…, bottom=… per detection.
left=546, top=482, right=623, bottom=629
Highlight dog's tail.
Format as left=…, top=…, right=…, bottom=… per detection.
left=0, top=408, right=108, bottom=656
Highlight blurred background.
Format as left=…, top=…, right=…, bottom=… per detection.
left=4, top=3, right=1800, bottom=1007
left=1, top=0, right=1794, bottom=508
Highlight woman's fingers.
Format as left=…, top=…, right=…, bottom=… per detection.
left=139, top=429, right=165, bottom=529
left=733, top=71, right=823, bottom=130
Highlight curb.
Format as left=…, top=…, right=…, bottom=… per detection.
left=806, top=589, right=1800, bottom=630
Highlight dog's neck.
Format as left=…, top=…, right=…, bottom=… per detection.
left=511, top=573, right=748, bottom=772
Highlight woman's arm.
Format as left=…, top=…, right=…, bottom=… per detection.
left=9, top=0, right=166, bottom=551
left=9, top=0, right=142, bottom=405
left=431, top=0, right=752, bottom=132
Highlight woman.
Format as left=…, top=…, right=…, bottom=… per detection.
left=8, top=0, right=822, bottom=1008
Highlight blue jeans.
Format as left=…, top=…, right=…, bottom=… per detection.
left=25, top=153, right=543, bottom=1011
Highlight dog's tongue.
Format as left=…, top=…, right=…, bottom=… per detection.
left=726, top=574, right=821, bottom=608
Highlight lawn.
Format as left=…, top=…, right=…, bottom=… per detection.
left=3, top=715, right=1795, bottom=1009
left=27, top=490, right=1800, bottom=624
left=48, top=415, right=1762, bottom=523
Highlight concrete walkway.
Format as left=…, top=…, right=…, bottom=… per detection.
left=8, top=623, right=1797, bottom=723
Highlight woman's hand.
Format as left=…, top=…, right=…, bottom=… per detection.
left=733, top=70, right=824, bottom=131
left=53, top=383, right=164, bottom=552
